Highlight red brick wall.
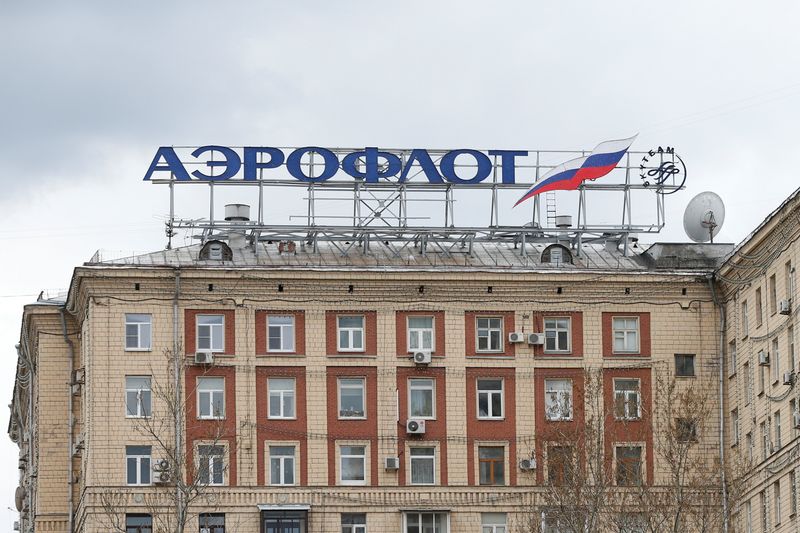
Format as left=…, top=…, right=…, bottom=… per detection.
left=396, top=367, right=448, bottom=485
left=532, top=311, right=584, bottom=357
left=185, top=309, right=236, bottom=355
left=601, top=312, right=651, bottom=357
left=255, top=310, right=306, bottom=356
left=326, top=366, right=379, bottom=486
left=533, top=368, right=586, bottom=484
left=395, top=311, right=446, bottom=357
left=464, top=311, right=516, bottom=357
left=602, top=367, right=654, bottom=485
left=325, top=311, right=377, bottom=355
left=254, top=366, right=307, bottom=485
left=185, top=364, right=237, bottom=485
left=465, top=367, right=516, bottom=486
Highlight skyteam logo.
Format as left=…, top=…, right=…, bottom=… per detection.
left=514, top=135, right=638, bottom=207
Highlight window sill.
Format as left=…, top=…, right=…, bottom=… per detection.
left=258, top=353, right=305, bottom=357
left=125, top=348, right=152, bottom=352
left=675, top=375, right=696, bottom=379
left=728, top=372, right=737, bottom=379
left=268, top=417, right=298, bottom=421
left=328, top=353, right=377, bottom=358
left=338, top=417, right=367, bottom=421
left=468, top=354, right=514, bottom=359
left=477, top=417, right=506, bottom=422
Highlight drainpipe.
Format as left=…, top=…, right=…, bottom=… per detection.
left=173, top=269, right=184, bottom=529
left=708, top=275, right=729, bottom=533
left=59, top=308, right=75, bottom=533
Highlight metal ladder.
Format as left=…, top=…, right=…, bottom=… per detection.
left=545, top=191, right=557, bottom=226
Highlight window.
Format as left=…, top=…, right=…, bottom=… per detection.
left=742, top=300, right=749, bottom=337
left=477, top=379, right=504, bottom=419
left=542, top=509, right=582, bottom=533
left=404, top=512, right=448, bottom=533
left=126, top=445, right=151, bottom=485
left=409, top=378, right=435, bottom=419
left=759, top=363, right=765, bottom=394
left=745, top=500, right=752, bottom=533
left=613, top=379, right=641, bottom=420
left=126, top=514, right=152, bottom=533
left=770, top=274, right=778, bottom=315
left=544, top=379, right=573, bottom=421
left=337, top=315, right=365, bottom=352
left=612, top=317, right=639, bottom=353
left=615, top=446, right=643, bottom=486
left=730, top=409, right=739, bottom=445
left=775, top=481, right=782, bottom=525
left=197, top=377, right=225, bottom=419
left=756, top=288, right=763, bottom=327
left=481, top=513, right=507, bottom=533
left=197, top=314, right=224, bottom=352
left=408, top=316, right=434, bottom=352
left=261, top=510, right=307, bottom=533
left=773, top=338, right=781, bottom=382
left=125, top=314, right=152, bottom=350
left=476, top=317, right=503, bottom=352
left=268, top=378, right=296, bottom=419
left=339, top=445, right=366, bottom=485
left=268, top=315, right=295, bottom=352
left=791, top=400, right=798, bottom=437
left=542, top=244, right=572, bottom=264
left=775, top=410, right=782, bottom=449
left=478, top=446, right=505, bottom=485
left=125, top=376, right=151, bottom=418
left=761, top=491, right=768, bottom=532
left=544, top=317, right=571, bottom=353
left=787, top=261, right=795, bottom=301
left=338, top=378, right=366, bottom=418
left=789, top=326, right=795, bottom=370
left=761, top=421, right=770, bottom=460
left=675, top=354, right=695, bottom=377
left=198, top=445, right=225, bottom=485
left=199, top=513, right=225, bottom=533
left=617, top=513, right=646, bottom=533
left=746, top=432, right=754, bottom=463
left=547, top=445, right=574, bottom=486
left=269, top=445, right=296, bottom=486
left=341, top=513, right=367, bottom=533
left=674, top=417, right=697, bottom=443
left=409, top=446, right=436, bottom=485
left=744, top=362, right=753, bottom=405
left=729, top=340, right=737, bottom=375
left=791, top=470, right=798, bottom=517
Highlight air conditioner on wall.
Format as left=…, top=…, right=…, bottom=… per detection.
left=413, top=351, right=432, bottom=365
left=384, top=457, right=400, bottom=470
left=758, top=351, right=770, bottom=366
left=508, top=332, right=525, bottom=343
left=780, top=299, right=792, bottom=315
left=784, top=372, right=795, bottom=386
left=519, top=458, right=536, bottom=470
left=527, top=333, right=545, bottom=345
left=406, top=419, right=426, bottom=434
left=195, top=352, right=214, bottom=365
left=153, top=471, right=171, bottom=484
left=794, top=410, right=800, bottom=429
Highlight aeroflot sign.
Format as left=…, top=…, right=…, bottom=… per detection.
left=143, top=146, right=529, bottom=184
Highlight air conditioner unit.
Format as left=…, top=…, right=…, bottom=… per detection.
left=153, top=471, right=171, bottom=484
left=519, top=457, right=536, bottom=470
left=194, top=351, right=214, bottom=365
left=152, top=458, right=170, bottom=472
left=793, top=410, right=800, bottom=429
left=758, top=351, right=770, bottom=366
left=780, top=299, right=792, bottom=315
left=527, top=333, right=545, bottom=345
left=784, top=371, right=795, bottom=386
left=413, top=351, right=432, bottom=365
left=200, top=528, right=211, bottom=533
left=70, top=383, right=81, bottom=396
left=508, top=332, right=525, bottom=343
left=384, top=456, right=400, bottom=470
left=406, top=419, right=426, bottom=434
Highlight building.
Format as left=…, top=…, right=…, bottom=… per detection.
left=9, top=226, right=743, bottom=532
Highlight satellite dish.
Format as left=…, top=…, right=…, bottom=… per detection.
left=683, top=191, right=725, bottom=243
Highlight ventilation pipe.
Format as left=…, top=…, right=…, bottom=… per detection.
left=224, top=204, right=250, bottom=248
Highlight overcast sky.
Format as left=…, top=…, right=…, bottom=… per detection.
left=1, top=1, right=799, bottom=526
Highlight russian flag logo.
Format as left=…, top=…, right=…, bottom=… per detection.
left=514, top=135, right=638, bottom=207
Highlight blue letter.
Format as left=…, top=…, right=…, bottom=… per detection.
left=399, top=149, right=444, bottom=183
left=190, top=145, right=242, bottom=181
left=341, top=147, right=402, bottom=182
left=286, top=147, right=340, bottom=182
left=440, top=149, right=492, bottom=184
left=243, top=147, right=285, bottom=180
left=143, top=147, right=190, bottom=181
left=488, top=150, right=528, bottom=184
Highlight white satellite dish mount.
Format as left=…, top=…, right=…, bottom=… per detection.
left=683, top=191, right=726, bottom=243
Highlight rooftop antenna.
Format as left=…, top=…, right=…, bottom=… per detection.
left=683, top=191, right=725, bottom=243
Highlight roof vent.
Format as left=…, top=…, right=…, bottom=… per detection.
left=199, top=240, right=233, bottom=261
left=554, top=215, right=572, bottom=228
left=541, top=244, right=572, bottom=265
left=224, top=204, right=250, bottom=221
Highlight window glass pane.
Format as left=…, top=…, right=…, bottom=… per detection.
left=339, top=316, right=363, bottom=328
left=408, top=316, right=433, bottom=329
left=199, top=315, right=224, bottom=325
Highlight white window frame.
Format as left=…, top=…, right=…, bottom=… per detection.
left=338, top=378, right=366, bottom=419
left=742, top=300, right=749, bottom=337
left=772, top=338, right=781, bottom=382
left=197, top=444, right=225, bottom=486
left=408, top=378, right=435, bottom=419
left=337, top=315, right=365, bottom=352
left=775, top=410, right=782, bottom=449
left=197, top=377, right=225, bottom=419
left=126, top=445, right=151, bottom=486
left=268, top=377, right=296, bottom=419
left=403, top=512, right=449, bottom=533
left=613, top=378, right=641, bottom=420
left=196, top=314, right=225, bottom=353
left=409, top=446, right=436, bottom=485
left=125, top=376, right=152, bottom=418
left=543, top=317, right=571, bottom=354
left=268, top=445, right=296, bottom=486
left=267, top=315, right=295, bottom=353
left=731, top=408, right=739, bottom=445
left=477, top=378, right=504, bottom=419
left=476, top=316, right=504, bottom=353
left=544, top=378, right=573, bottom=421
left=612, top=316, right=640, bottom=354
left=407, top=315, right=435, bottom=353
left=339, top=444, right=367, bottom=485
left=481, top=512, right=507, bottom=533
left=341, top=513, right=367, bottom=533
left=125, top=313, right=152, bottom=351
